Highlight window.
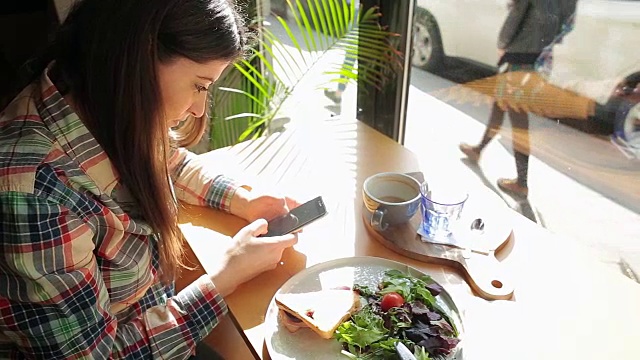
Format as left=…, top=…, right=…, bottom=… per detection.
left=406, top=0, right=640, bottom=282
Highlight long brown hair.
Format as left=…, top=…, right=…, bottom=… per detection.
left=42, top=0, right=248, bottom=281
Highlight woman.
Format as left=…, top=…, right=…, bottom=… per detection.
left=459, top=0, right=575, bottom=198
left=0, top=0, right=299, bottom=358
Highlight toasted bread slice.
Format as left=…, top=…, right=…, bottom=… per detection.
left=275, top=289, right=361, bottom=339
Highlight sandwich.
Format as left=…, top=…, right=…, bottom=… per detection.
left=275, top=288, right=362, bottom=339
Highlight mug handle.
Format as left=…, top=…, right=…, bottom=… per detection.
left=371, top=208, right=388, bottom=231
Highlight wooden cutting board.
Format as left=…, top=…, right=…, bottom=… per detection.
left=363, top=173, right=515, bottom=300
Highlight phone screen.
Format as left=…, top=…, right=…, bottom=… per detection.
left=262, top=196, right=327, bottom=237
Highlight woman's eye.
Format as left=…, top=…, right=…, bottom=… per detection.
left=195, top=84, right=208, bottom=93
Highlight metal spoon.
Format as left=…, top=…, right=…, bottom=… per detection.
left=463, top=218, right=486, bottom=259
left=471, top=218, right=485, bottom=233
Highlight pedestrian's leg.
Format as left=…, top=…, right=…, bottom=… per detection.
left=325, top=8, right=358, bottom=103
left=459, top=101, right=505, bottom=161
left=497, top=109, right=530, bottom=197
left=325, top=50, right=354, bottom=101
left=337, top=53, right=354, bottom=94
left=514, top=150, right=529, bottom=188
left=509, top=109, right=530, bottom=188
left=478, top=101, right=506, bottom=149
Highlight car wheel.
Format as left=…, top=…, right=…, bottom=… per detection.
left=607, top=73, right=640, bottom=147
left=411, top=8, right=444, bottom=72
left=615, top=100, right=640, bottom=148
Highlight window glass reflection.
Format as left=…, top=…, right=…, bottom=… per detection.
left=406, top=0, right=640, bottom=282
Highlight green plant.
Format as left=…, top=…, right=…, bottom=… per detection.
left=206, top=0, right=402, bottom=150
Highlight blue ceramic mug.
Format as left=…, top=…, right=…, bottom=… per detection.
left=363, top=172, right=421, bottom=231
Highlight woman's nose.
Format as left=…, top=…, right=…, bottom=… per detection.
left=188, top=94, right=207, bottom=118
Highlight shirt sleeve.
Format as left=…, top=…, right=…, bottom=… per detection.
left=0, top=192, right=227, bottom=359
left=168, top=147, right=240, bottom=212
left=497, top=0, right=530, bottom=50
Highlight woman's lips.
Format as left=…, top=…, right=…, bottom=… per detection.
left=169, top=114, right=189, bottom=128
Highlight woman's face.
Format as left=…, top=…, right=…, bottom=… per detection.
left=156, top=57, right=230, bottom=128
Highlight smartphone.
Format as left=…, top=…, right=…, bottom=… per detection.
left=262, top=196, right=327, bottom=237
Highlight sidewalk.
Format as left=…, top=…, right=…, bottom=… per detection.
left=404, top=78, right=640, bottom=281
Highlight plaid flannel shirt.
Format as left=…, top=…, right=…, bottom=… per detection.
left=0, top=67, right=240, bottom=359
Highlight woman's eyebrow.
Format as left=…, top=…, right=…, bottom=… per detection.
left=197, top=75, right=215, bottom=82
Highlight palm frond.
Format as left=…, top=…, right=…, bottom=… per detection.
left=207, top=0, right=402, bottom=150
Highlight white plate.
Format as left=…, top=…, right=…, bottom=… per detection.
left=264, top=256, right=465, bottom=360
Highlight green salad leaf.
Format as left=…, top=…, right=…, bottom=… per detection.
left=334, top=269, right=460, bottom=359
left=335, top=306, right=387, bottom=349
left=414, top=345, right=433, bottom=360
left=381, top=270, right=458, bottom=337
left=353, top=283, right=375, bottom=297
left=381, top=270, right=437, bottom=306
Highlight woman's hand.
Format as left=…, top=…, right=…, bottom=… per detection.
left=209, top=219, right=298, bottom=296
left=229, top=187, right=300, bottom=222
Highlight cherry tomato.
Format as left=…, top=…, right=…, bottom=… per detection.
left=380, top=292, right=404, bottom=312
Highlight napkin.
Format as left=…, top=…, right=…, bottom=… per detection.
left=417, top=225, right=469, bottom=248
left=417, top=223, right=490, bottom=255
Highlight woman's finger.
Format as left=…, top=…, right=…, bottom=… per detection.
left=247, top=218, right=268, bottom=236
left=284, top=196, right=301, bottom=210
left=261, top=233, right=298, bottom=247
